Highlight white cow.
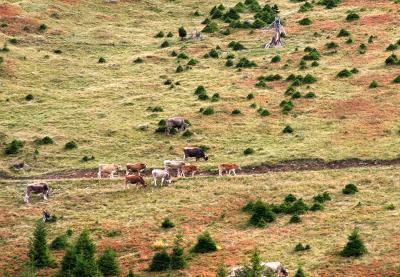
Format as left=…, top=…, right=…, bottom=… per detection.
left=228, top=262, right=288, bottom=277
left=163, top=160, right=186, bottom=177
left=152, top=169, right=172, bottom=186
left=97, top=164, right=122, bottom=179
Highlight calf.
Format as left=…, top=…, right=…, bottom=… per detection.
left=97, top=164, right=122, bottom=179
left=180, top=164, right=199, bottom=177
left=166, top=117, right=188, bottom=135
left=24, top=183, right=50, bottom=204
left=126, top=163, right=147, bottom=175
left=218, top=163, right=241, bottom=176
left=125, top=174, right=146, bottom=189
left=183, top=147, right=208, bottom=161
left=152, top=169, right=171, bottom=186
left=163, top=160, right=186, bottom=177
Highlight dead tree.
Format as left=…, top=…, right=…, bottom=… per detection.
left=263, top=17, right=286, bottom=48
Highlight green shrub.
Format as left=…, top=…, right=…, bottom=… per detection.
left=303, top=49, right=320, bottom=61
left=50, top=234, right=69, bottom=250
left=202, top=21, right=218, bottom=33
left=170, top=234, right=187, bottom=269
left=28, top=220, right=55, bottom=268
left=289, top=214, right=301, bottom=224
left=149, top=250, right=170, bottom=271
left=160, top=40, right=169, bottom=48
left=287, top=199, right=309, bottom=214
left=271, top=55, right=281, bottom=63
left=236, top=57, right=256, bottom=68
left=231, top=109, right=241, bottom=115
left=299, top=2, right=313, bottom=12
left=202, top=107, right=215, bottom=115
left=369, top=80, right=378, bottom=88
left=280, top=100, right=294, bottom=114
left=221, top=28, right=231, bottom=35
left=182, top=129, right=193, bottom=137
left=258, top=108, right=270, bottom=117
left=386, top=44, right=398, bottom=51
left=225, top=58, right=234, bottom=67
left=247, top=93, right=255, bottom=100
left=340, top=229, right=368, bottom=257
left=249, top=200, right=276, bottom=227
left=177, top=52, right=188, bottom=59
left=36, top=136, right=53, bottom=145
left=345, top=38, right=353, bottom=44
left=228, top=41, right=245, bottom=51
left=98, top=57, right=106, bottom=63
left=294, top=266, right=308, bottom=277
left=195, top=85, right=206, bottom=95
left=176, top=65, right=184, bottom=73
left=385, top=54, right=399, bottom=65
left=198, top=92, right=209, bottom=100
left=294, top=243, right=310, bottom=252
left=178, top=26, right=187, bottom=39
left=187, top=58, right=198, bottom=65
left=337, top=69, right=352, bottom=78
left=384, top=203, right=395, bottom=210
left=9, top=38, right=18, bottom=44
left=25, top=94, right=34, bottom=101
left=313, top=192, right=331, bottom=203
left=393, top=76, right=400, bottom=83
left=298, top=17, right=312, bottom=25
left=192, top=231, right=217, bottom=253
left=338, top=28, right=350, bottom=37
left=38, top=24, right=47, bottom=32
left=284, top=194, right=297, bottom=203
left=209, top=48, right=219, bottom=58
left=322, top=0, right=341, bottom=9
left=310, top=203, right=324, bottom=211
left=64, top=141, right=77, bottom=150
left=282, top=125, right=294, bottom=134
left=126, top=270, right=140, bottom=277
left=342, top=183, right=358, bottom=194
left=346, top=12, right=360, bottom=22
left=304, top=92, right=316, bottom=98
left=211, top=93, right=220, bottom=102
left=311, top=61, right=319, bottom=67
left=133, top=57, right=144, bottom=64
left=223, top=8, right=240, bottom=21
left=4, top=139, right=24, bottom=155
left=244, top=148, right=254, bottom=155
left=155, top=31, right=164, bottom=38
left=255, top=80, right=267, bottom=88
left=216, top=264, right=228, bottom=277
left=291, top=91, right=301, bottom=99
left=98, top=248, right=120, bottom=276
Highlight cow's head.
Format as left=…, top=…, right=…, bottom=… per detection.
left=116, top=164, right=123, bottom=172
left=182, top=122, right=189, bottom=131
left=204, top=153, right=209, bottom=161
left=281, top=267, right=289, bottom=277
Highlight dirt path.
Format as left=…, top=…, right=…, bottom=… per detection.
left=2, top=158, right=400, bottom=182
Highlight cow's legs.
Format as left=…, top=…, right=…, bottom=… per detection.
left=97, top=169, right=102, bottom=179
left=23, top=193, right=29, bottom=204
left=219, top=168, right=223, bottom=176
left=232, top=169, right=236, bottom=176
left=183, top=153, right=186, bottom=160
left=192, top=172, right=195, bottom=177
left=177, top=169, right=181, bottom=177
left=110, top=171, right=115, bottom=179
left=43, top=193, right=48, bottom=201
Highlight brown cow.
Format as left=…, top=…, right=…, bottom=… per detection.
left=126, top=163, right=147, bottom=175
left=125, top=174, right=146, bottom=189
left=97, top=164, right=122, bottom=179
left=218, top=163, right=241, bottom=176
left=180, top=164, right=199, bottom=177
left=24, top=183, right=51, bottom=204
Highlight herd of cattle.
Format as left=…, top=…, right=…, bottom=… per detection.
left=23, top=147, right=241, bottom=203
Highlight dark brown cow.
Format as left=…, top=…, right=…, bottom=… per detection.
left=126, top=163, right=147, bottom=175
left=24, top=183, right=50, bottom=204
left=125, top=174, right=146, bottom=189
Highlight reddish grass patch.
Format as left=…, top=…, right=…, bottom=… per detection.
left=0, top=4, right=20, bottom=18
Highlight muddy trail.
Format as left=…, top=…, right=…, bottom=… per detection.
left=2, top=158, right=400, bottom=182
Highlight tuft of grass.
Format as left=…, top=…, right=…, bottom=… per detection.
left=342, top=183, right=358, bottom=195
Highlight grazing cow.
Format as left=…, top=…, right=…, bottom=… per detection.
left=152, top=169, right=171, bottom=186
left=180, top=164, right=199, bottom=177
left=218, top=163, right=241, bottom=176
left=126, top=163, right=147, bottom=175
left=97, top=164, right=122, bottom=179
left=163, top=160, right=186, bottom=176
left=228, top=262, right=288, bottom=277
left=183, top=147, right=208, bottom=161
left=125, top=174, right=146, bottom=189
left=166, top=117, right=188, bottom=135
left=24, top=183, right=50, bottom=204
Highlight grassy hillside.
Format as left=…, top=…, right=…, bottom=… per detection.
left=0, top=0, right=400, bottom=176
left=1, top=166, right=400, bottom=276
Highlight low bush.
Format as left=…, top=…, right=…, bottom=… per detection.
left=4, top=140, right=24, bottom=155
left=340, top=229, right=368, bottom=257
left=178, top=26, right=187, bottom=39
left=338, top=28, right=350, bottom=37
left=385, top=54, right=399, bottom=65
left=284, top=194, right=297, bottom=203
left=294, top=243, right=310, bottom=252
left=247, top=93, right=255, bottom=100
left=228, top=41, right=245, bottom=51
left=98, top=248, right=121, bottom=277
left=198, top=92, right=209, bottom=100
left=155, top=31, right=164, bottom=38
left=192, top=231, right=217, bottom=253
left=310, top=203, right=324, bottom=211
left=64, top=141, right=77, bottom=150
left=195, top=85, right=206, bottom=95
left=231, top=109, right=241, bottom=115
left=187, top=58, right=198, bottom=65
left=289, top=214, right=301, bottom=224
left=98, top=57, right=106, bottom=63
left=8, top=38, right=18, bottom=44
left=311, top=61, right=319, bottom=67
left=236, top=57, right=256, bottom=68
left=161, top=218, right=175, bottom=229
left=287, top=199, right=308, bottom=214
left=271, top=55, right=281, bottom=63
left=167, top=32, right=173, bottom=37
left=304, top=92, right=316, bottom=98
left=211, top=93, right=220, bottom=102
left=177, top=52, right=188, bottom=59
left=38, top=24, right=47, bottom=31
left=369, top=80, right=378, bottom=88
left=244, top=148, right=254, bottom=155
left=299, top=2, right=313, bottom=12
left=303, top=49, right=320, bottom=61
left=280, top=100, right=294, bottom=114
left=82, top=155, right=95, bottom=162
left=386, top=44, right=398, bottom=51
left=133, top=57, right=144, bottom=64
left=337, top=69, right=352, bottom=78
left=258, top=74, right=282, bottom=82
left=346, top=12, right=360, bottom=22
left=282, top=125, right=294, bottom=134
left=342, top=183, right=358, bottom=194
left=160, top=41, right=170, bottom=48
left=384, top=203, right=395, bottom=210
left=209, top=48, right=219, bottom=58
left=202, top=107, right=215, bottom=115
left=255, top=80, right=267, bottom=88
left=170, top=51, right=178, bottom=57
left=393, top=76, right=400, bottom=83
left=225, top=58, right=234, bottom=67
left=149, top=250, right=171, bottom=271
left=322, top=0, right=341, bottom=9
left=250, top=103, right=257, bottom=108
left=25, top=94, right=34, bottom=101
left=50, top=234, right=69, bottom=250
left=345, top=38, right=353, bottom=44
left=202, top=21, right=218, bottom=33
left=313, top=192, right=331, bottom=203
left=291, top=91, right=301, bottom=99
left=258, top=108, right=270, bottom=117
left=147, top=106, right=163, bottom=112
left=326, top=42, right=339, bottom=49
left=249, top=200, right=276, bottom=227
left=298, top=17, right=312, bottom=25
left=294, top=266, right=308, bottom=277
left=176, top=65, right=184, bottom=73
left=36, top=136, right=53, bottom=145
left=182, top=129, right=193, bottom=137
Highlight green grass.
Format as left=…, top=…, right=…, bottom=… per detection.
left=1, top=167, right=400, bottom=276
